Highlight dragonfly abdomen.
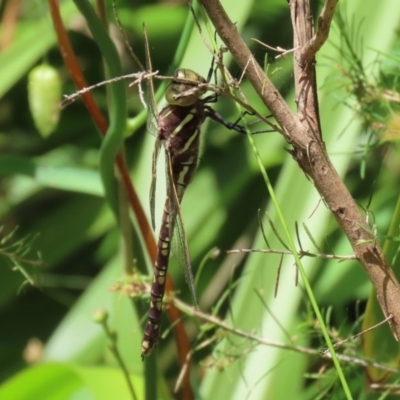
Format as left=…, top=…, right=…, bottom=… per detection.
left=141, top=196, right=173, bottom=357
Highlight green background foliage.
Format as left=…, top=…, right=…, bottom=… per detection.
left=1, top=0, right=400, bottom=399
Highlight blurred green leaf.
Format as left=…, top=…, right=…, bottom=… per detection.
left=0, top=363, right=143, bottom=400
left=0, top=2, right=76, bottom=98
left=2, top=0, right=400, bottom=398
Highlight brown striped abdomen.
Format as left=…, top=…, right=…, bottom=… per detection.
left=141, top=196, right=173, bottom=357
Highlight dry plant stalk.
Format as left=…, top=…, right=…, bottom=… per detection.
left=198, top=0, right=400, bottom=340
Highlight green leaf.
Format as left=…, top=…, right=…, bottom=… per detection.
left=0, top=2, right=77, bottom=98
left=0, top=363, right=143, bottom=400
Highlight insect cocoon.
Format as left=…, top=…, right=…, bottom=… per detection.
left=28, top=64, right=62, bottom=138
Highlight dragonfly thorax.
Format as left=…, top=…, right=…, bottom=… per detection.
left=165, top=69, right=207, bottom=107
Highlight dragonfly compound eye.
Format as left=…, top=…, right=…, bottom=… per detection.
left=165, top=69, right=207, bottom=106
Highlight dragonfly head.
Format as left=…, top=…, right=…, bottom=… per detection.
left=165, top=69, right=207, bottom=106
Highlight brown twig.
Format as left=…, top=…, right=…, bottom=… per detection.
left=171, top=298, right=400, bottom=374
left=0, top=0, right=21, bottom=50
left=321, top=314, right=394, bottom=356
left=227, top=247, right=357, bottom=261
left=300, top=0, right=339, bottom=61
left=198, top=0, right=400, bottom=341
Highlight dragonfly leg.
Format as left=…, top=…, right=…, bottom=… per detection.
left=204, top=105, right=274, bottom=135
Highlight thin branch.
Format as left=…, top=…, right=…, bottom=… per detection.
left=301, top=0, right=339, bottom=62
left=227, top=247, right=357, bottom=261
left=171, top=298, right=400, bottom=375
left=251, top=38, right=299, bottom=59
left=321, top=314, right=394, bottom=356
left=61, top=71, right=159, bottom=107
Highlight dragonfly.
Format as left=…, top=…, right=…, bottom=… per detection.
left=141, top=55, right=261, bottom=358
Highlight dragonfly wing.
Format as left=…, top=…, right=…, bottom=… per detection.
left=166, top=151, right=199, bottom=310
left=150, top=138, right=161, bottom=231
left=143, top=26, right=162, bottom=229
left=170, top=209, right=199, bottom=309
left=145, top=102, right=159, bottom=139
left=143, top=25, right=159, bottom=137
